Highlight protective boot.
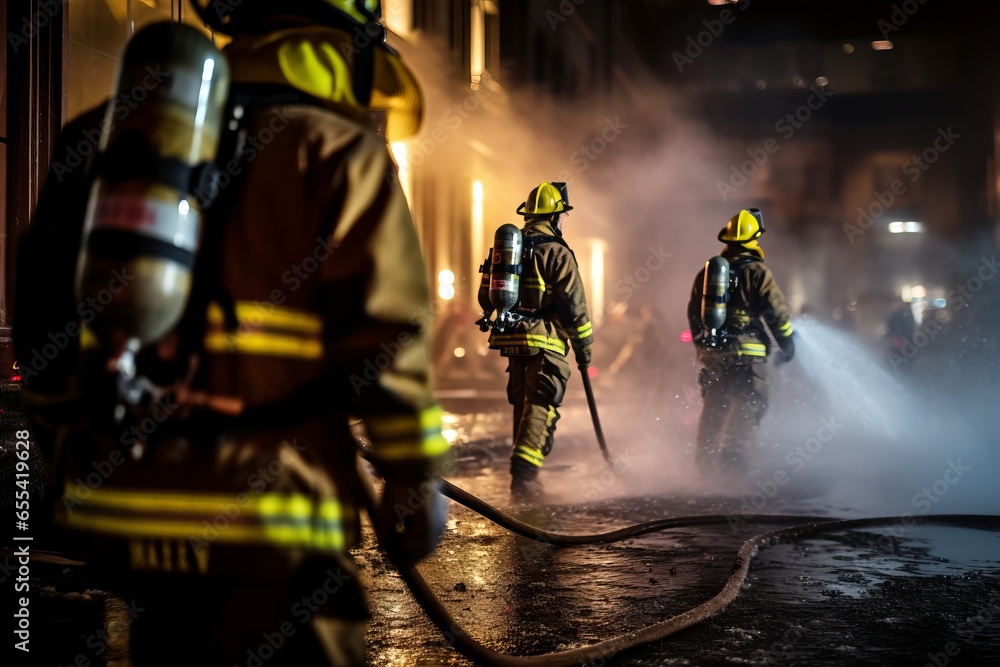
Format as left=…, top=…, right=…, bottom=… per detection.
left=510, top=460, right=544, bottom=501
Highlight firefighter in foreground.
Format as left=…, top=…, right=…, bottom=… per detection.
left=478, top=182, right=594, bottom=499
left=687, top=209, right=795, bottom=472
left=14, top=2, right=448, bottom=665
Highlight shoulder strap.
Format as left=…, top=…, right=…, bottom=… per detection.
left=728, top=256, right=759, bottom=271
left=524, top=232, right=574, bottom=264
left=175, top=84, right=331, bottom=367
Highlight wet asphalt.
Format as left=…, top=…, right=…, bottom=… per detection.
left=2, top=392, right=999, bottom=666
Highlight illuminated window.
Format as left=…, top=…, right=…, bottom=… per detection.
left=68, top=0, right=229, bottom=121
left=470, top=0, right=500, bottom=89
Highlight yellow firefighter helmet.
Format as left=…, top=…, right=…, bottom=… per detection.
left=718, top=208, right=766, bottom=250
left=516, top=182, right=573, bottom=217
left=191, top=0, right=423, bottom=139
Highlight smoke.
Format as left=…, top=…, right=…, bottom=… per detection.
left=394, top=14, right=1000, bottom=520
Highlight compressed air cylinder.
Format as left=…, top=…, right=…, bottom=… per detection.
left=76, top=22, right=229, bottom=357
left=488, top=224, right=524, bottom=321
left=701, top=255, right=731, bottom=332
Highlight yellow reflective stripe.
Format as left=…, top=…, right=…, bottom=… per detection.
left=576, top=322, right=593, bottom=334
left=204, top=331, right=324, bottom=359
left=368, top=407, right=451, bottom=461
left=66, top=514, right=267, bottom=541
left=204, top=300, right=324, bottom=358
left=376, top=437, right=450, bottom=461
left=545, top=406, right=557, bottom=428
left=738, top=342, right=767, bottom=357
left=64, top=489, right=345, bottom=550
left=779, top=321, right=794, bottom=336
left=258, top=493, right=314, bottom=520
left=491, top=334, right=567, bottom=354
left=207, top=302, right=322, bottom=335
left=513, top=445, right=544, bottom=467
left=66, top=514, right=345, bottom=551
left=66, top=484, right=263, bottom=514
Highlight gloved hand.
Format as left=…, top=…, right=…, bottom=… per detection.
left=776, top=334, right=795, bottom=364
left=575, top=345, right=593, bottom=371
left=375, top=478, right=447, bottom=567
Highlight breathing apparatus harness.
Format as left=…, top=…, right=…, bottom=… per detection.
left=73, top=17, right=373, bottom=438
left=697, top=253, right=758, bottom=351
left=476, top=225, right=571, bottom=333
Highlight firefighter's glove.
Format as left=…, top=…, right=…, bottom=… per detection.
left=575, top=345, right=593, bottom=371
left=376, top=477, right=447, bottom=567
left=776, top=334, right=795, bottom=364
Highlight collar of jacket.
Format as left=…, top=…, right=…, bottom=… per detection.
left=223, top=23, right=424, bottom=140
left=721, top=243, right=764, bottom=260
left=524, top=220, right=560, bottom=237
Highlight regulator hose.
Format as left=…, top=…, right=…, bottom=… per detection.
left=393, top=480, right=1000, bottom=667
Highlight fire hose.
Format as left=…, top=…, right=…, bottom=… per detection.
left=372, top=477, right=1000, bottom=667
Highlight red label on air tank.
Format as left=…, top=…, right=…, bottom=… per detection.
left=94, top=197, right=158, bottom=229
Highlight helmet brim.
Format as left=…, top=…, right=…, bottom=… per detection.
left=516, top=202, right=573, bottom=216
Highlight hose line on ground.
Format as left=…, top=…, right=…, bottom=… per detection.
left=392, top=480, right=1000, bottom=667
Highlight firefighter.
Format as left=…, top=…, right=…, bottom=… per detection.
left=14, top=2, right=448, bottom=665
left=479, top=182, right=594, bottom=499
left=687, top=209, right=795, bottom=472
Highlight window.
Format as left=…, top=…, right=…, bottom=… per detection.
left=67, top=0, right=228, bottom=120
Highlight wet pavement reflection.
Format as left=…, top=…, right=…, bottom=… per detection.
left=361, top=404, right=1000, bottom=666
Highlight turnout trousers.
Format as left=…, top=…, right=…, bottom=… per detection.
left=506, top=350, right=572, bottom=477
left=697, top=363, right=769, bottom=471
